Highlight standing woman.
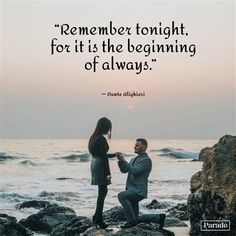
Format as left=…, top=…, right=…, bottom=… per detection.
left=88, top=117, right=116, bottom=229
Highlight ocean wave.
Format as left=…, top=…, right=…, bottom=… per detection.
left=157, top=147, right=199, bottom=159
left=0, top=151, right=6, bottom=156
left=0, top=193, right=32, bottom=201
left=19, top=160, right=39, bottom=166
left=38, top=191, right=79, bottom=201
left=158, top=194, right=189, bottom=201
left=0, top=155, right=19, bottom=161
left=55, top=153, right=91, bottom=162
left=149, top=179, right=189, bottom=185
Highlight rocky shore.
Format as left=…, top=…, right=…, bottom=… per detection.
left=188, top=135, right=236, bottom=235
left=0, top=199, right=191, bottom=236
left=1, top=135, right=235, bottom=236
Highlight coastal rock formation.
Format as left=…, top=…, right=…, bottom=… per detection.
left=0, top=214, right=33, bottom=236
left=164, top=217, right=188, bottom=227
left=19, top=205, right=77, bottom=233
left=81, top=223, right=175, bottom=236
left=17, top=200, right=54, bottom=209
left=188, top=135, right=236, bottom=235
left=14, top=202, right=187, bottom=235
left=103, top=205, right=187, bottom=227
left=103, top=206, right=126, bottom=224
left=146, top=199, right=171, bottom=209
left=167, top=203, right=189, bottom=221
left=50, top=216, right=92, bottom=236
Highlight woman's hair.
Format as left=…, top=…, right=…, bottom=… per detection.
left=88, top=117, right=112, bottom=153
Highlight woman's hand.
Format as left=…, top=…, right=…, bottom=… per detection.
left=107, top=175, right=112, bottom=180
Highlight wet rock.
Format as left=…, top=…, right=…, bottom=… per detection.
left=189, top=171, right=202, bottom=194
left=17, top=200, right=54, bottom=209
left=103, top=206, right=126, bottom=224
left=188, top=135, right=236, bottom=235
left=50, top=216, right=92, bottom=236
left=198, top=147, right=213, bottom=161
left=81, top=223, right=175, bottom=236
left=0, top=214, right=33, bottom=236
left=146, top=200, right=171, bottom=209
left=167, top=203, right=189, bottom=221
left=165, top=217, right=188, bottom=227
left=19, top=205, right=76, bottom=233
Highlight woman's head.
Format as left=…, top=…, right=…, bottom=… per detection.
left=95, top=117, right=112, bottom=137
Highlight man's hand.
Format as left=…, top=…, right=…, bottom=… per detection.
left=107, top=175, right=112, bottom=180
left=116, top=152, right=125, bottom=162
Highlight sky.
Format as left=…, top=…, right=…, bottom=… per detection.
left=0, top=0, right=235, bottom=139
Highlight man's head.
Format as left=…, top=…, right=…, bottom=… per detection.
left=134, top=138, right=148, bottom=154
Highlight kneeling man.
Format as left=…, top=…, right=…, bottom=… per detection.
left=117, top=138, right=166, bottom=229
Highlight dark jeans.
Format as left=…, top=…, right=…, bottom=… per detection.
left=118, top=190, right=161, bottom=224
left=94, top=185, right=108, bottom=221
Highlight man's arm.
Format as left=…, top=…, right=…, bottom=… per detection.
left=118, top=160, right=129, bottom=173
left=117, top=153, right=129, bottom=173
left=119, top=158, right=152, bottom=175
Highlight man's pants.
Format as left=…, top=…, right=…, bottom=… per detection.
left=118, top=190, right=161, bottom=224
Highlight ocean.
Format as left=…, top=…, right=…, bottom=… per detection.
left=0, top=139, right=217, bottom=235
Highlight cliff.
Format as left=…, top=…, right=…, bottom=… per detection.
left=188, top=135, right=236, bottom=235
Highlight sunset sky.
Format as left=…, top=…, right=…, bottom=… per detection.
left=0, top=0, right=235, bottom=139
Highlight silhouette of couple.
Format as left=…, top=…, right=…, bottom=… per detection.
left=88, top=117, right=166, bottom=229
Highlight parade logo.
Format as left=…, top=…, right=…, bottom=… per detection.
left=201, top=220, right=230, bottom=231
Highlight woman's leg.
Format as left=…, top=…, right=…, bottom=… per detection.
left=94, top=185, right=108, bottom=222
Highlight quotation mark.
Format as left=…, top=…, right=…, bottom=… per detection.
left=55, top=24, right=59, bottom=27
left=149, top=59, right=157, bottom=70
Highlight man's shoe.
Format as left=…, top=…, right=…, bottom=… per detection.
left=159, top=214, right=166, bottom=230
left=121, top=221, right=137, bottom=229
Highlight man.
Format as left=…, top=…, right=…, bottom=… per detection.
left=117, top=138, right=166, bottom=229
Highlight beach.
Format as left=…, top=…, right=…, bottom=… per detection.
left=0, top=139, right=217, bottom=235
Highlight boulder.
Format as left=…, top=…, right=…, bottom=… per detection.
left=50, top=216, right=92, bottom=236
left=146, top=200, right=171, bottom=209
left=165, top=217, right=188, bottom=227
left=17, top=200, right=54, bottom=209
left=167, top=203, right=189, bottom=221
left=19, top=205, right=76, bottom=233
left=198, top=147, right=213, bottom=161
left=0, top=214, right=33, bottom=236
left=103, top=206, right=126, bottom=224
left=188, top=135, right=236, bottom=235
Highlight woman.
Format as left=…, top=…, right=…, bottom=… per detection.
left=88, top=117, right=116, bottom=229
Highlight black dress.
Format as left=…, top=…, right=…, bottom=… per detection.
left=90, top=136, right=116, bottom=185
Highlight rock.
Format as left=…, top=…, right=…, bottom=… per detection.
left=56, top=177, right=74, bottom=180
left=167, top=203, right=189, bottom=221
left=103, top=205, right=187, bottom=228
left=103, top=206, right=126, bottom=224
left=50, top=216, right=92, bottom=236
left=189, top=171, right=202, bottom=193
left=146, top=200, right=171, bottom=209
left=165, top=217, right=188, bottom=227
left=0, top=214, right=33, bottom=236
left=0, top=213, right=17, bottom=222
left=19, top=205, right=76, bottom=233
left=198, top=147, right=213, bottom=161
left=188, top=135, right=236, bottom=235
left=17, top=200, right=54, bottom=209
left=81, top=223, right=175, bottom=236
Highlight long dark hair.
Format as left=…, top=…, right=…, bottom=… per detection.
left=88, top=117, right=112, bottom=153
